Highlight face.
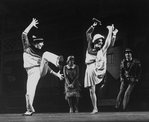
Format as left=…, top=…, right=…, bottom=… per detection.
left=68, top=59, right=74, bottom=66
left=36, top=42, right=44, bottom=49
left=125, top=52, right=132, bottom=60
left=94, top=38, right=103, bottom=50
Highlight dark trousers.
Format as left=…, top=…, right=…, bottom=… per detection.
left=116, top=81, right=135, bottom=110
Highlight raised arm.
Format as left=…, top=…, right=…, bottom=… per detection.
left=23, top=18, right=39, bottom=34
left=22, top=18, right=39, bottom=50
left=86, top=23, right=95, bottom=42
left=110, top=28, right=118, bottom=48
left=86, top=22, right=98, bottom=55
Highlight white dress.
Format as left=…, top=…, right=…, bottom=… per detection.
left=84, top=50, right=106, bottom=88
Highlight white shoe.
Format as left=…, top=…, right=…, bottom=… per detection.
left=22, top=111, right=34, bottom=116
left=69, top=108, right=73, bottom=113
left=75, top=109, right=79, bottom=113
left=113, top=29, right=118, bottom=35
left=91, top=108, right=98, bottom=114
left=56, top=55, right=64, bottom=69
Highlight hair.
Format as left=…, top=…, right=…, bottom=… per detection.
left=66, top=56, right=75, bottom=64
left=93, top=38, right=104, bottom=44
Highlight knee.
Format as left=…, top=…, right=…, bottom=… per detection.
left=89, top=88, right=95, bottom=95
left=125, top=91, right=131, bottom=97
left=25, top=94, right=29, bottom=99
left=42, top=51, right=48, bottom=59
left=118, top=89, right=123, bottom=95
left=41, top=52, right=49, bottom=64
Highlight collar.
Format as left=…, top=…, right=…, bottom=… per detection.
left=126, top=58, right=132, bottom=62
left=66, top=64, right=76, bottom=69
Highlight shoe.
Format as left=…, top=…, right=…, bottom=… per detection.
left=75, top=109, right=79, bottom=113
left=121, top=108, right=129, bottom=112
left=22, top=111, right=34, bottom=116
left=69, top=108, right=73, bottom=113
left=115, top=106, right=120, bottom=112
left=113, top=28, right=118, bottom=35
left=91, top=108, right=98, bottom=114
left=115, top=105, right=118, bottom=108
left=74, top=107, right=79, bottom=113
left=57, top=55, right=64, bottom=70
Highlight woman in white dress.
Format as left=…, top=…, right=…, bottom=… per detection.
left=84, top=19, right=118, bottom=114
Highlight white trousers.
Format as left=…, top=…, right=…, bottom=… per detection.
left=26, top=67, right=40, bottom=112
left=25, top=51, right=59, bottom=112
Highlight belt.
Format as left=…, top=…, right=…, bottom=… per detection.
left=25, top=65, right=40, bottom=70
left=86, top=60, right=95, bottom=65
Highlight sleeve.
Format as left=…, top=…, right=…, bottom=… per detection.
left=63, top=66, right=70, bottom=85
left=86, top=25, right=94, bottom=41
left=109, top=36, right=116, bottom=49
left=120, top=60, right=125, bottom=82
left=86, top=26, right=98, bottom=55
left=21, top=32, right=30, bottom=50
left=88, top=45, right=98, bottom=55
left=72, top=65, right=79, bottom=85
left=135, top=59, right=142, bottom=81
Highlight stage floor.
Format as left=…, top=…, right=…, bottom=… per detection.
left=0, top=112, right=149, bottom=122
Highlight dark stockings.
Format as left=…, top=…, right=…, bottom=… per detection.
left=68, top=97, right=79, bottom=113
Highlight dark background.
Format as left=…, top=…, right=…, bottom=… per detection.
left=0, top=0, right=149, bottom=113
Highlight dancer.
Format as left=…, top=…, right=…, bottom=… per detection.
left=84, top=18, right=118, bottom=114
left=22, top=18, right=64, bottom=116
left=63, top=56, right=81, bottom=113
left=115, top=48, right=141, bottom=111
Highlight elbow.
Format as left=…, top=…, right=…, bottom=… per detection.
left=22, top=31, right=28, bottom=36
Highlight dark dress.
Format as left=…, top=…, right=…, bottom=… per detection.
left=63, top=64, right=81, bottom=100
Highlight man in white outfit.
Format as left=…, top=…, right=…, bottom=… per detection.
left=22, top=18, right=64, bottom=116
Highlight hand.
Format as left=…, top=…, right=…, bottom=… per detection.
left=93, top=22, right=97, bottom=27
left=69, top=84, right=74, bottom=88
left=120, top=79, right=124, bottom=82
left=130, top=78, right=135, bottom=82
left=31, top=18, right=39, bottom=28
left=107, top=24, right=114, bottom=31
left=57, top=71, right=64, bottom=80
